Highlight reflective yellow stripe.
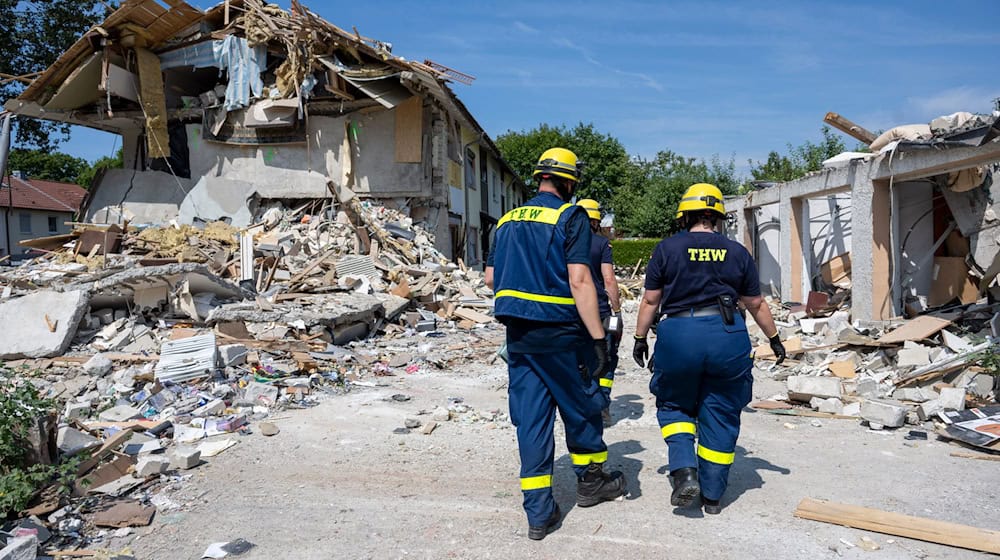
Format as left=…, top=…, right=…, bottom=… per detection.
left=495, top=289, right=575, bottom=306
left=497, top=203, right=574, bottom=228
left=697, top=444, right=735, bottom=465
left=660, top=422, right=696, bottom=439
left=520, top=475, right=552, bottom=490
left=599, top=378, right=613, bottom=388
left=570, top=451, right=608, bottom=466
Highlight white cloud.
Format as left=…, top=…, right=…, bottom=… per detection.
left=552, top=38, right=664, bottom=92
left=512, top=20, right=539, bottom=34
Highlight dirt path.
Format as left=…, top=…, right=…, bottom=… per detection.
left=126, top=347, right=998, bottom=560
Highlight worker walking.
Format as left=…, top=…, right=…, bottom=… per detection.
left=632, top=183, right=785, bottom=515
left=577, top=199, right=623, bottom=427
left=486, top=148, right=626, bottom=540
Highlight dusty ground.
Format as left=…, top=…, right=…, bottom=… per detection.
left=128, top=323, right=999, bottom=560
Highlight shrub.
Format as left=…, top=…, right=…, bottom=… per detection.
left=611, top=238, right=660, bottom=270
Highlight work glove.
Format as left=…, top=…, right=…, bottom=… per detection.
left=769, top=334, right=786, bottom=366
left=633, top=335, right=649, bottom=369
left=593, top=338, right=610, bottom=380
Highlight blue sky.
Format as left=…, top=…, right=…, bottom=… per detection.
left=53, top=0, right=1000, bottom=176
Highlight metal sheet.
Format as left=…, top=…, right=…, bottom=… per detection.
left=154, top=333, right=217, bottom=383
left=341, top=75, right=412, bottom=109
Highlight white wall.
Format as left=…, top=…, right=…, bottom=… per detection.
left=895, top=180, right=936, bottom=304
left=754, top=203, right=782, bottom=296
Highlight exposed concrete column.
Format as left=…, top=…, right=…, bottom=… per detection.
left=850, top=170, right=894, bottom=323
left=779, top=193, right=806, bottom=303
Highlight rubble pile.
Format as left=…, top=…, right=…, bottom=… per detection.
left=750, top=293, right=1000, bottom=450
left=0, top=198, right=505, bottom=556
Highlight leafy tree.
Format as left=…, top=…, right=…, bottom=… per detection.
left=748, top=126, right=846, bottom=183
left=495, top=122, right=630, bottom=207
left=613, top=151, right=738, bottom=238
left=7, top=148, right=89, bottom=183
left=0, top=1, right=112, bottom=150
left=77, top=147, right=123, bottom=189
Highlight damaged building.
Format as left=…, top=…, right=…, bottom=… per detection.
left=4, top=0, right=527, bottom=266
left=727, top=111, right=1000, bottom=324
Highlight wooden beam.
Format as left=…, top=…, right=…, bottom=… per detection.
left=824, top=112, right=877, bottom=145
left=794, top=497, right=1000, bottom=554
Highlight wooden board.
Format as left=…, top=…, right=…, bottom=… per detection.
left=930, top=257, right=979, bottom=307
left=827, top=361, right=856, bottom=379
left=135, top=47, right=170, bottom=158
left=754, top=337, right=803, bottom=359
left=876, top=315, right=951, bottom=344
left=394, top=95, right=423, bottom=163
left=452, top=307, right=493, bottom=324
left=794, top=497, right=1000, bottom=554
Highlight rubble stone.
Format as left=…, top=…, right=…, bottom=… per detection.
left=64, top=401, right=92, bottom=419
left=83, top=354, right=114, bottom=376
left=860, top=399, right=907, bottom=428
left=135, top=456, right=171, bottom=477
left=938, top=387, right=966, bottom=411
left=93, top=308, right=115, bottom=325
left=242, top=382, right=279, bottom=406
left=431, top=406, right=451, bottom=421
left=218, top=344, right=248, bottom=367
left=917, top=399, right=946, bottom=421
left=0, top=535, right=38, bottom=560
left=170, top=448, right=201, bottom=470
left=855, top=378, right=879, bottom=398
left=892, top=387, right=938, bottom=403
left=192, top=399, right=226, bottom=417
left=817, top=398, right=844, bottom=415
left=787, top=376, right=842, bottom=400
left=896, top=343, right=931, bottom=368
left=56, top=427, right=102, bottom=457
left=0, top=290, right=90, bottom=359
left=98, top=404, right=142, bottom=422
left=842, top=402, right=861, bottom=416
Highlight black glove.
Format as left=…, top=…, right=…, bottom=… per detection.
left=769, top=333, right=786, bottom=365
left=633, top=335, right=649, bottom=368
left=593, top=338, right=610, bottom=380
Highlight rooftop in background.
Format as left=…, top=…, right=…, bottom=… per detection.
left=1, top=173, right=87, bottom=214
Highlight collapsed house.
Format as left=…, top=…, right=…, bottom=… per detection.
left=4, top=0, right=527, bottom=266
left=726, top=111, right=1000, bottom=323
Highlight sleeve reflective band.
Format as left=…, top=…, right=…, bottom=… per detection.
left=520, top=474, right=552, bottom=490
left=599, top=378, right=613, bottom=388
left=497, top=203, right=574, bottom=228
left=495, top=289, right=575, bottom=305
left=697, top=444, right=735, bottom=465
left=570, top=451, right=608, bottom=465
left=660, top=422, right=696, bottom=439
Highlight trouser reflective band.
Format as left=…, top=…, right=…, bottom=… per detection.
left=697, top=444, right=735, bottom=465
left=599, top=378, right=613, bottom=388
left=661, top=421, right=696, bottom=439
left=570, top=451, right=608, bottom=465
left=520, top=474, right=552, bottom=491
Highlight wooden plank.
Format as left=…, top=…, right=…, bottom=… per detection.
left=394, top=94, right=423, bottom=163
left=827, top=360, right=856, bottom=379
left=877, top=315, right=952, bottom=344
left=950, top=451, right=1000, bottom=462
left=453, top=307, right=493, bottom=324
left=135, top=47, right=170, bottom=158
left=76, top=428, right=136, bottom=476
left=824, top=112, right=877, bottom=144
left=793, top=497, right=1000, bottom=554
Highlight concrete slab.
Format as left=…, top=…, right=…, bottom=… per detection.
left=0, top=290, right=90, bottom=359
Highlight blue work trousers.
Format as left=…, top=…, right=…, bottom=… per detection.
left=649, top=313, right=753, bottom=501
left=508, top=344, right=610, bottom=526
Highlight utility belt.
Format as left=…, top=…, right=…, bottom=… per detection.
left=661, top=296, right=739, bottom=325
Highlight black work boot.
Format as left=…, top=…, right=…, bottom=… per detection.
left=702, top=495, right=722, bottom=515
left=669, top=467, right=700, bottom=507
left=576, top=463, right=627, bottom=507
left=527, top=505, right=561, bottom=541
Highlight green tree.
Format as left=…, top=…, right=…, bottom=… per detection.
left=495, top=122, right=630, bottom=207
left=613, top=151, right=738, bottom=238
left=749, top=126, right=846, bottom=183
left=0, top=1, right=112, bottom=149
left=77, top=147, right=123, bottom=189
left=7, top=148, right=90, bottom=183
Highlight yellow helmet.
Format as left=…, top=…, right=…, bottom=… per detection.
left=577, top=199, right=601, bottom=220
left=532, top=147, right=581, bottom=183
left=675, top=183, right=725, bottom=219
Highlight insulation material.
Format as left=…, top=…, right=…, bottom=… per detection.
left=394, top=95, right=423, bottom=163
left=869, top=124, right=932, bottom=151
left=946, top=166, right=986, bottom=193
left=930, top=257, right=979, bottom=307
left=136, top=47, right=170, bottom=158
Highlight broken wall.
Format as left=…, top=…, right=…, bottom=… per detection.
left=939, top=168, right=1000, bottom=273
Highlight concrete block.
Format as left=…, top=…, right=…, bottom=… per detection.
left=218, top=344, right=248, bottom=366
left=0, top=290, right=90, bottom=359
left=918, top=399, right=945, bottom=421
left=64, top=401, right=92, bottom=420
left=170, top=447, right=201, bottom=470
left=817, top=398, right=844, bottom=415
left=799, top=318, right=829, bottom=334
left=0, top=534, right=38, bottom=560
left=938, top=387, right=966, bottom=411
left=967, top=373, right=995, bottom=398
left=860, top=399, right=907, bottom=428
left=786, top=375, right=841, bottom=400
left=135, top=456, right=170, bottom=477
left=83, top=354, right=113, bottom=376
left=57, top=426, right=102, bottom=457
left=93, top=308, right=115, bottom=325
left=892, top=387, right=938, bottom=403
left=896, top=346, right=930, bottom=368
left=192, top=398, right=226, bottom=417
left=98, top=404, right=141, bottom=422
left=854, top=377, right=879, bottom=398
left=242, top=381, right=279, bottom=406
left=842, top=402, right=861, bottom=416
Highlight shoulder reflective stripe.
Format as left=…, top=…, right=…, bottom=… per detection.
left=495, top=289, right=575, bottom=305
left=660, top=422, right=696, bottom=439
left=497, top=203, right=576, bottom=228
left=520, top=474, right=552, bottom=490
left=599, top=378, right=613, bottom=388
left=570, top=451, right=608, bottom=466
left=697, top=444, right=735, bottom=465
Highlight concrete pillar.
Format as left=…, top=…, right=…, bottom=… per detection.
left=851, top=174, right=894, bottom=323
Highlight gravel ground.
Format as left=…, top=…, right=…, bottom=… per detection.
left=127, top=321, right=999, bottom=560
